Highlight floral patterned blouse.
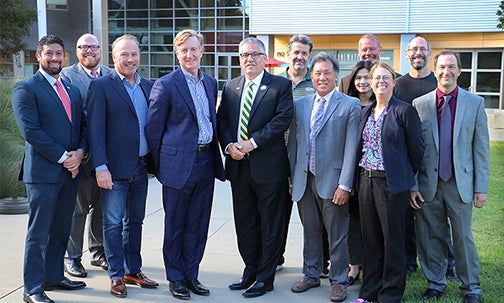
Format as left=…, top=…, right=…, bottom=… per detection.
left=359, top=106, right=388, bottom=171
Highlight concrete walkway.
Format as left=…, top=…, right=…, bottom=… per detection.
left=1, top=125, right=503, bottom=303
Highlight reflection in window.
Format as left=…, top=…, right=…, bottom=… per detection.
left=47, top=0, right=68, bottom=10
left=476, top=72, right=501, bottom=93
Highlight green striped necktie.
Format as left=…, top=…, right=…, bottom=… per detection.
left=240, top=81, right=254, bottom=141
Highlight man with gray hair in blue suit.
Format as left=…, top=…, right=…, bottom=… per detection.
left=61, top=33, right=112, bottom=278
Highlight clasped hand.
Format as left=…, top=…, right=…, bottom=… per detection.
left=228, top=140, right=254, bottom=160
left=63, top=149, right=84, bottom=179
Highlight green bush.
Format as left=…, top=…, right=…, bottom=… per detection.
left=0, top=79, right=26, bottom=198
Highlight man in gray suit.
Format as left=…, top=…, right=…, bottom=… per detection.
left=61, top=33, right=112, bottom=277
left=287, top=52, right=360, bottom=302
left=410, top=50, right=489, bottom=303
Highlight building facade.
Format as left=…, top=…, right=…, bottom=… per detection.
left=4, top=0, right=504, bottom=109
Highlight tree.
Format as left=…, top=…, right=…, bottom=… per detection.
left=0, top=0, right=37, bottom=56
left=498, top=0, right=504, bottom=30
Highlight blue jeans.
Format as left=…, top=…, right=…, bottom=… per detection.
left=101, top=161, right=148, bottom=280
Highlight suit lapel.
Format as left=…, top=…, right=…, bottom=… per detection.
left=60, top=78, right=79, bottom=124
left=249, top=72, right=271, bottom=121
left=36, top=72, right=72, bottom=124
left=317, top=92, right=340, bottom=136
left=453, top=88, right=467, bottom=145
left=175, top=68, right=197, bottom=120
left=303, top=95, right=316, bottom=144
left=426, top=92, right=440, bottom=152
left=234, top=76, right=247, bottom=123
left=110, top=71, right=137, bottom=115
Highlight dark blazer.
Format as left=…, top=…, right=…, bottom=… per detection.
left=145, top=68, right=225, bottom=189
left=87, top=71, right=153, bottom=179
left=12, top=71, right=87, bottom=183
left=217, top=71, right=293, bottom=184
left=357, top=97, right=424, bottom=194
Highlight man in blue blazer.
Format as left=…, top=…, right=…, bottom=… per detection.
left=217, top=37, right=293, bottom=298
left=87, top=34, right=158, bottom=298
left=60, top=33, right=113, bottom=277
left=145, top=29, right=225, bottom=300
left=12, top=35, right=87, bottom=303
left=410, top=50, right=489, bottom=303
left=287, top=53, right=360, bottom=302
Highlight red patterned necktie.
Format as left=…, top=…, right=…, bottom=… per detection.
left=55, top=80, right=72, bottom=122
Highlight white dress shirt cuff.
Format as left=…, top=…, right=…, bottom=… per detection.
left=58, top=152, right=68, bottom=164
left=338, top=184, right=352, bottom=193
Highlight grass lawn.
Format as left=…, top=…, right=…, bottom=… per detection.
left=401, top=141, right=504, bottom=302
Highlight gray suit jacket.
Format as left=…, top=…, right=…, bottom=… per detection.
left=61, top=63, right=113, bottom=114
left=412, top=88, right=489, bottom=203
left=287, top=91, right=361, bottom=202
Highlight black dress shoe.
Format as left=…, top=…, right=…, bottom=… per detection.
left=64, top=258, right=87, bottom=278
left=242, top=281, right=273, bottom=298
left=421, top=288, right=443, bottom=300
left=23, top=292, right=54, bottom=303
left=44, top=276, right=86, bottom=291
left=90, top=255, right=108, bottom=270
left=346, top=270, right=360, bottom=286
left=185, top=278, right=210, bottom=296
left=229, top=276, right=255, bottom=290
left=169, top=280, right=190, bottom=300
left=464, top=294, right=481, bottom=303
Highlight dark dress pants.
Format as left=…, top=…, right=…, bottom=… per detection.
left=358, top=173, right=408, bottom=303
left=231, top=160, right=289, bottom=284
left=162, top=149, right=215, bottom=282
left=24, top=174, right=78, bottom=294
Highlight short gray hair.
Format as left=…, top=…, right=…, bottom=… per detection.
left=288, top=34, right=313, bottom=52
left=239, top=37, right=266, bottom=54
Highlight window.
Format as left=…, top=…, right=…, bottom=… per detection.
left=47, top=0, right=68, bottom=10
left=458, top=50, right=504, bottom=109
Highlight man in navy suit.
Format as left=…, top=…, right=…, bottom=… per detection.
left=217, top=37, right=293, bottom=298
left=145, top=29, right=225, bottom=300
left=12, top=35, right=87, bottom=303
left=60, top=33, right=113, bottom=277
left=87, top=34, right=158, bottom=298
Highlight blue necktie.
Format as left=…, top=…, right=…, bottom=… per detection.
left=309, top=97, right=326, bottom=175
left=439, top=95, right=452, bottom=181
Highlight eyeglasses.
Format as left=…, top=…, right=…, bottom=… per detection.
left=239, top=52, right=265, bottom=60
left=78, top=45, right=100, bottom=51
left=372, top=75, right=392, bottom=81
left=407, top=47, right=429, bottom=53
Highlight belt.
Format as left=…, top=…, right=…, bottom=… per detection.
left=360, top=168, right=386, bottom=178
left=197, top=144, right=210, bottom=152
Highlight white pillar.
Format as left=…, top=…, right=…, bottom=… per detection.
left=37, top=0, right=47, bottom=39
left=399, top=34, right=414, bottom=75
left=92, top=0, right=109, bottom=66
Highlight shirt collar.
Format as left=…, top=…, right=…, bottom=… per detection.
left=116, top=70, right=140, bottom=85
left=436, top=86, right=459, bottom=100
left=39, top=68, right=60, bottom=86
left=245, top=70, right=265, bottom=87
left=315, top=88, right=336, bottom=102
left=80, top=63, right=100, bottom=77
left=181, top=67, right=204, bottom=82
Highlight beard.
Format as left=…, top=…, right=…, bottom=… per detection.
left=41, top=62, right=62, bottom=76
left=412, top=56, right=427, bottom=71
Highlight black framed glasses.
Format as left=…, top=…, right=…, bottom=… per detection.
left=78, top=45, right=100, bottom=51
left=239, top=52, right=265, bottom=60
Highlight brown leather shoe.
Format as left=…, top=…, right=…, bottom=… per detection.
left=124, top=272, right=159, bottom=288
left=291, top=277, right=321, bottom=293
left=110, top=279, right=127, bottom=298
left=330, top=283, right=346, bottom=302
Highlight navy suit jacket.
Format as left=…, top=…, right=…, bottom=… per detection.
left=145, top=68, right=225, bottom=189
left=12, top=71, right=87, bottom=183
left=217, top=71, right=293, bottom=184
left=87, top=71, right=153, bottom=179
left=357, top=97, right=424, bottom=194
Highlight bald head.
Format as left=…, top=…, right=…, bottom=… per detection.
left=75, top=33, right=101, bottom=70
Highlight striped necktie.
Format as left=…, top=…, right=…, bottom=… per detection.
left=309, top=97, right=326, bottom=174
left=91, top=69, right=97, bottom=78
left=240, top=81, right=254, bottom=141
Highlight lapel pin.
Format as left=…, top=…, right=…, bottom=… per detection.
left=236, top=86, right=240, bottom=90
left=260, top=85, right=267, bottom=90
